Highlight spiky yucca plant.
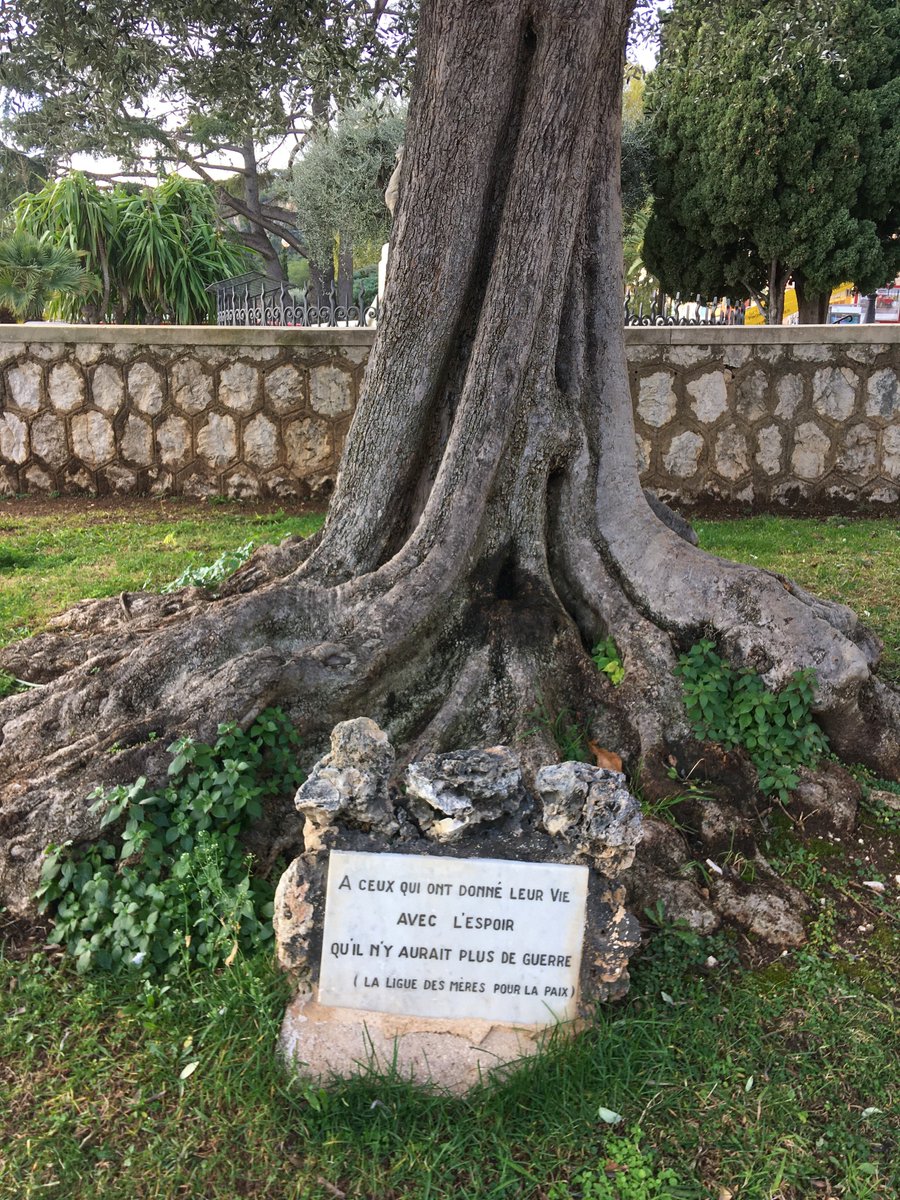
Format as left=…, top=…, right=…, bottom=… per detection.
left=0, top=230, right=95, bottom=322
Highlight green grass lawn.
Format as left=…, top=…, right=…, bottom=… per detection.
left=0, top=497, right=325, bottom=647
left=1, top=503, right=898, bottom=1199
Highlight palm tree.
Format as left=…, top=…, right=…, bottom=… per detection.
left=0, top=230, right=95, bottom=322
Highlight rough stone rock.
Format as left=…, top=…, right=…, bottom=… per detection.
left=686, top=372, right=728, bottom=424
left=284, top=417, right=332, bottom=473
left=103, top=464, right=137, bottom=493
left=196, top=412, right=237, bottom=468
left=789, top=762, right=860, bottom=835
left=273, top=855, right=320, bottom=973
left=265, top=364, right=306, bottom=414
left=668, top=344, right=711, bottom=368
left=711, top=878, right=808, bottom=946
left=812, top=366, right=857, bottom=422
left=635, top=433, right=652, bottom=473
left=120, top=414, right=153, bottom=466
left=714, top=427, right=749, bottom=481
left=127, top=361, right=165, bottom=415
left=71, top=412, right=115, bottom=467
left=171, top=357, right=213, bottom=415
left=242, top=412, right=279, bottom=470
left=295, top=717, right=398, bottom=847
left=0, top=413, right=29, bottom=464
left=774, top=373, right=804, bottom=420
left=223, top=469, right=260, bottom=500
left=791, top=421, right=831, bottom=480
left=6, top=362, right=42, bottom=412
left=755, top=423, right=783, bottom=476
left=792, top=342, right=831, bottom=363
left=91, top=364, right=124, bottom=414
left=882, top=425, right=900, bottom=479
left=405, top=746, right=524, bottom=841
left=30, top=412, right=67, bottom=468
left=48, top=362, right=85, bottom=413
left=736, top=369, right=768, bottom=423
left=534, top=763, right=643, bottom=875
left=24, top=464, right=52, bottom=492
left=663, top=430, right=704, bottom=478
left=74, top=342, right=102, bottom=366
left=865, top=368, right=899, bottom=420
left=636, top=371, right=677, bottom=428
left=219, top=361, right=260, bottom=414
left=310, top=364, right=354, bottom=417
left=836, top=423, right=877, bottom=478
left=155, top=414, right=192, bottom=469
left=628, top=866, right=721, bottom=935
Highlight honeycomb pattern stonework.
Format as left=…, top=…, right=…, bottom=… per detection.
left=0, top=326, right=897, bottom=509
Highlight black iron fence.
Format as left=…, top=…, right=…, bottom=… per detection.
left=207, top=273, right=376, bottom=328
left=624, top=291, right=748, bottom=326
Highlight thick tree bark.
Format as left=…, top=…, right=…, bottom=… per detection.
left=0, top=0, right=898, bottom=915
left=794, top=273, right=829, bottom=324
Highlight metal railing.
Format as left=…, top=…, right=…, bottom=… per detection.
left=207, top=273, right=377, bottom=328
left=624, top=291, right=748, bottom=326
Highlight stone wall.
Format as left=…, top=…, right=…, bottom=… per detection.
left=629, top=326, right=900, bottom=509
left=0, top=324, right=897, bottom=508
left=0, top=327, right=369, bottom=501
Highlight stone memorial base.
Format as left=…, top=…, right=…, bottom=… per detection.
left=280, top=991, right=576, bottom=1093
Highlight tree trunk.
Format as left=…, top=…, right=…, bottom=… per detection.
left=336, top=235, right=354, bottom=312
left=0, top=0, right=898, bottom=915
left=794, top=273, right=829, bottom=324
left=308, top=257, right=335, bottom=311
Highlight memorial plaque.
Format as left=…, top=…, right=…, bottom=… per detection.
left=318, top=850, right=589, bottom=1024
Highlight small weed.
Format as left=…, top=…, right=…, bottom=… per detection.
left=591, top=636, right=625, bottom=686
left=675, top=639, right=828, bottom=801
left=0, top=670, right=28, bottom=698
left=161, top=540, right=255, bottom=592
left=548, top=1128, right=682, bottom=1199
left=528, top=695, right=592, bottom=762
left=36, top=708, right=304, bottom=976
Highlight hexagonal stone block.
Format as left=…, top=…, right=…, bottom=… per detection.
left=219, top=361, right=260, bottom=414
left=754, top=424, right=783, bottom=477
left=774, top=373, right=804, bottom=419
left=120, top=414, right=153, bottom=466
left=285, top=417, right=332, bottom=473
left=667, top=344, right=711, bottom=368
left=736, top=370, right=769, bottom=423
left=812, top=366, right=857, bottom=422
left=310, top=364, right=354, bottom=418
left=197, top=412, right=237, bottom=468
left=714, top=428, right=749, bottom=481
left=663, top=430, right=704, bottom=478
left=48, top=362, right=85, bottom=413
left=792, top=343, right=830, bottom=362
left=72, top=412, right=115, bottom=467
left=0, top=412, right=29, bottom=464
left=172, top=358, right=213, bottom=415
left=243, top=413, right=279, bottom=470
left=6, top=361, right=42, bottom=412
left=865, top=368, right=899, bottom=420
left=791, top=421, right=831, bottom=480
left=74, top=342, right=102, bottom=366
left=156, top=414, right=192, bottom=469
left=92, top=364, right=124, bottom=414
left=25, top=465, right=53, bottom=492
left=265, top=364, right=306, bottom=415
left=103, top=465, right=137, bottom=493
left=180, top=469, right=219, bottom=499
left=127, top=361, right=165, bottom=416
left=882, top=425, right=900, bottom=480
left=263, top=472, right=300, bottom=500
left=687, top=372, right=727, bottom=424
left=636, top=372, right=677, bottom=428
left=836, top=423, right=877, bottom=479
left=31, top=412, right=68, bottom=468
left=224, top=469, right=261, bottom=500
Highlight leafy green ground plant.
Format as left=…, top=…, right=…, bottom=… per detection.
left=548, top=1128, right=682, bottom=1199
left=161, top=540, right=255, bottom=591
left=36, top=709, right=303, bottom=975
left=675, top=640, right=828, bottom=800
left=592, top=636, right=625, bottom=686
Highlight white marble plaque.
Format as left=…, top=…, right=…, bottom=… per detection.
left=318, top=851, right=589, bottom=1025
